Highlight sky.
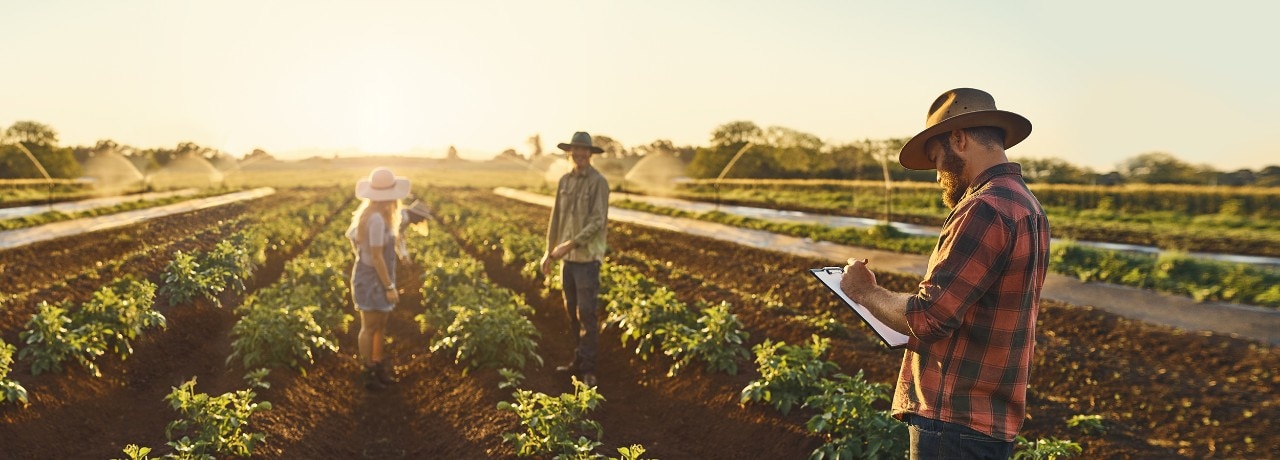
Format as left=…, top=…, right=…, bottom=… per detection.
left=2, top=1, right=1278, bottom=171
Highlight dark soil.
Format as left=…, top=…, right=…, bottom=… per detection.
left=2, top=187, right=1275, bottom=459
left=458, top=189, right=1279, bottom=459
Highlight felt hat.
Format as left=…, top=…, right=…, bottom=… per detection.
left=899, top=88, right=1032, bottom=170
left=557, top=131, right=605, bottom=154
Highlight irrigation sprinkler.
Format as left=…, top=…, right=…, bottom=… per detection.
left=11, top=141, right=56, bottom=209
left=868, top=139, right=894, bottom=225
left=713, top=142, right=754, bottom=211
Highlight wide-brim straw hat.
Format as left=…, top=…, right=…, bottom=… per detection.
left=355, top=167, right=411, bottom=201
left=557, top=131, right=605, bottom=154
left=898, top=88, right=1032, bottom=170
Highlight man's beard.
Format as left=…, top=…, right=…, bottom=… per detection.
left=937, top=144, right=968, bottom=209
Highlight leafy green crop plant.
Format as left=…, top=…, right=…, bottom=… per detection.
left=1, top=340, right=28, bottom=405
left=498, top=377, right=605, bottom=459
left=803, top=371, right=908, bottom=459
left=740, top=335, right=839, bottom=415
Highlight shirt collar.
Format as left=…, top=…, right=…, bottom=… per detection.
left=967, top=162, right=1023, bottom=194
left=571, top=164, right=595, bottom=177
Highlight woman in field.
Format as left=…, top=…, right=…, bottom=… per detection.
left=347, top=167, right=410, bottom=390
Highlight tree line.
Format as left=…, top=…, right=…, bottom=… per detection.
left=0, top=121, right=239, bottom=180
left=6, top=119, right=1279, bottom=187
left=676, top=121, right=1280, bottom=186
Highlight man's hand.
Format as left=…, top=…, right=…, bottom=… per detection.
left=550, top=240, right=575, bottom=259
left=839, top=258, right=877, bottom=302
left=540, top=253, right=553, bottom=276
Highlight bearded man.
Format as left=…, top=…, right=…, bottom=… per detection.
left=839, top=88, right=1051, bottom=459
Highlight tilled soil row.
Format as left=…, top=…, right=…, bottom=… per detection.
left=0, top=191, right=348, bottom=459
left=468, top=189, right=1278, bottom=459
left=0, top=193, right=300, bottom=336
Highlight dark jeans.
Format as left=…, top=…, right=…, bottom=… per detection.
left=561, top=260, right=601, bottom=373
left=906, top=414, right=1014, bottom=460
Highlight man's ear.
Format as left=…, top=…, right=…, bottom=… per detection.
left=950, top=129, right=968, bottom=153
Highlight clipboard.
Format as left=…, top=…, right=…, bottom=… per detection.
left=809, top=267, right=909, bottom=349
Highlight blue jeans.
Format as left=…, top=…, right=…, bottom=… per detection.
left=906, top=414, right=1014, bottom=460
left=561, top=261, right=601, bottom=373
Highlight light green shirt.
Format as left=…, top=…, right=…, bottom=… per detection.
left=547, top=165, right=609, bottom=262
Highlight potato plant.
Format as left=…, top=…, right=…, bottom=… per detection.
left=1013, top=436, right=1083, bottom=459
left=19, top=277, right=163, bottom=377
left=803, top=371, right=907, bottom=460
left=160, top=230, right=262, bottom=308
left=497, top=377, right=605, bottom=458
left=227, top=209, right=352, bottom=373
left=0, top=340, right=28, bottom=406
left=409, top=226, right=542, bottom=371
left=740, top=336, right=840, bottom=415
left=662, top=301, right=750, bottom=376
left=144, top=374, right=272, bottom=459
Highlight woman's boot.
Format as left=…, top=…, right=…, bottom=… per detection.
left=374, top=360, right=400, bottom=385
left=362, top=365, right=386, bottom=391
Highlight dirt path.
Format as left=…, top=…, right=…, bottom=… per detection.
left=0, top=187, right=275, bottom=250
left=496, top=187, right=1280, bottom=345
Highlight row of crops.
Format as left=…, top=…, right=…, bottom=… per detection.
left=0, top=187, right=352, bottom=458
left=427, top=190, right=1084, bottom=459
left=0, top=184, right=1141, bottom=457
left=685, top=179, right=1280, bottom=219
left=671, top=180, right=1280, bottom=258
left=610, top=199, right=1280, bottom=309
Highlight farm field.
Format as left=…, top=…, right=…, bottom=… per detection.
left=1, top=182, right=1277, bottom=459
left=664, top=179, right=1280, bottom=258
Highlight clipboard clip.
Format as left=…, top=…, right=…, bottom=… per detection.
left=821, top=266, right=844, bottom=274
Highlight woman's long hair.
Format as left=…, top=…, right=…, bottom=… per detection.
left=350, top=198, right=402, bottom=245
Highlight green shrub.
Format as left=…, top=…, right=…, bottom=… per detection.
left=741, top=336, right=840, bottom=415
left=804, top=371, right=908, bottom=460
left=1, top=340, right=28, bottom=405
left=665, top=301, right=750, bottom=376
left=228, top=302, right=337, bottom=372
left=163, top=376, right=272, bottom=458
left=498, top=378, right=605, bottom=458
left=19, top=278, right=163, bottom=377
left=1013, top=436, right=1083, bottom=459
left=1065, top=414, right=1105, bottom=435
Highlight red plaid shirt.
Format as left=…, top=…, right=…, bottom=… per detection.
left=892, top=163, right=1050, bottom=441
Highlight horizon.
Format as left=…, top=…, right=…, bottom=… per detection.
left=3, top=1, right=1278, bottom=171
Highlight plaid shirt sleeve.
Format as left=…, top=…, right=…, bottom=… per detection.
left=905, top=199, right=1011, bottom=345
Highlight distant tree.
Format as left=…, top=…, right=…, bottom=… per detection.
left=527, top=134, right=543, bottom=157
left=1017, top=157, right=1091, bottom=184
left=592, top=134, right=625, bottom=158
left=762, top=126, right=823, bottom=177
left=0, top=121, right=79, bottom=178
left=493, top=148, right=523, bottom=161
left=686, top=143, right=776, bottom=179
left=710, top=120, right=763, bottom=148
left=125, top=149, right=161, bottom=172
left=636, top=139, right=675, bottom=157
left=446, top=145, right=460, bottom=161
left=3, top=121, right=58, bottom=147
left=1090, top=171, right=1126, bottom=186
left=1118, top=152, right=1199, bottom=184
left=1216, top=169, right=1256, bottom=186
left=827, top=142, right=878, bottom=180
left=1255, top=165, right=1280, bottom=187
left=243, top=148, right=276, bottom=163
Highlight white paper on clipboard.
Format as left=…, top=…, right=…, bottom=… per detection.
left=809, top=267, right=910, bottom=349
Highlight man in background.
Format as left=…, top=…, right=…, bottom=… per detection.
left=540, top=131, right=610, bottom=388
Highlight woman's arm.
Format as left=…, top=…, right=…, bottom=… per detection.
left=370, top=245, right=399, bottom=303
